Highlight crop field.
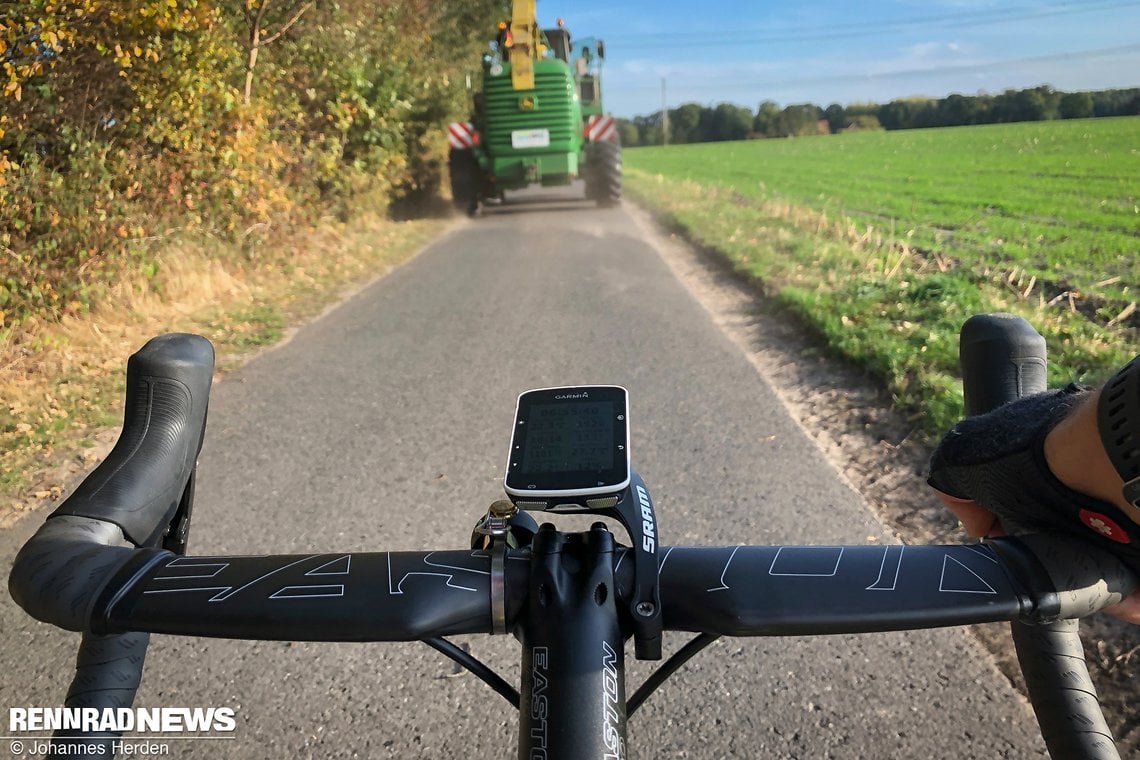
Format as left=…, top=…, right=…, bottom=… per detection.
left=624, top=117, right=1139, bottom=435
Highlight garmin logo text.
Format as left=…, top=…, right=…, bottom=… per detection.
left=553, top=392, right=588, bottom=400
left=636, top=485, right=656, bottom=554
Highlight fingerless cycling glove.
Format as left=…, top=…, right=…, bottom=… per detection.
left=1098, top=356, right=1140, bottom=511
left=927, top=382, right=1140, bottom=573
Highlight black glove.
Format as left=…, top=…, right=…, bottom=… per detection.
left=928, top=384, right=1140, bottom=574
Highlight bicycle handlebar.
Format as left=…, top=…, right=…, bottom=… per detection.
left=8, top=326, right=1138, bottom=760
left=10, top=525, right=1135, bottom=641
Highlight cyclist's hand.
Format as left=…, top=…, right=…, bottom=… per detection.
left=927, top=382, right=1140, bottom=624
left=933, top=490, right=1140, bottom=623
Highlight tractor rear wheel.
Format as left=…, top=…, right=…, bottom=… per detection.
left=586, top=140, right=622, bottom=207
left=448, top=149, right=481, bottom=214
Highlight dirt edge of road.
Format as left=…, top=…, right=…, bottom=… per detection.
left=627, top=201, right=1140, bottom=752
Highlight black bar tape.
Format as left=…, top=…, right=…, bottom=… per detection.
left=8, top=517, right=153, bottom=632
left=1011, top=620, right=1119, bottom=760
left=51, top=632, right=150, bottom=760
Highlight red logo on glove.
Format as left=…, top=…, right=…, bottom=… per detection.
left=1078, top=509, right=1132, bottom=544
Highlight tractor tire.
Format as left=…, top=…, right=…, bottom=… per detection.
left=448, top=149, right=480, bottom=213
left=586, top=140, right=622, bottom=207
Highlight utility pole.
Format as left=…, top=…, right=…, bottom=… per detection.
left=661, top=77, right=669, bottom=146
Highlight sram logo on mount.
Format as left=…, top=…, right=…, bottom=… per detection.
left=504, top=385, right=630, bottom=510
left=637, top=485, right=656, bottom=553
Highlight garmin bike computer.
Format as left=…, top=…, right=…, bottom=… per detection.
left=504, top=385, right=630, bottom=510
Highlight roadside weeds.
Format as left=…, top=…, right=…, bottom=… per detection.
left=1, top=212, right=453, bottom=527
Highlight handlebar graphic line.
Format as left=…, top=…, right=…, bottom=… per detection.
left=959, top=313, right=1119, bottom=760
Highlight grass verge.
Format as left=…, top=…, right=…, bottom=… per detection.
left=624, top=167, right=1138, bottom=439
left=1, top=211, right=451, bottom=525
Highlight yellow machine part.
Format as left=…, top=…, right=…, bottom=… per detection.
left=510, top=0, right=537, bottom=90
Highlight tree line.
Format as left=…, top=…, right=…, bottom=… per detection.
left=1, top=0, right=500, bottom=333
left=617, top=85, right=1140, bottom=146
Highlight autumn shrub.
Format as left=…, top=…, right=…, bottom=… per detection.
left=1, top=0, right=501, bottom=341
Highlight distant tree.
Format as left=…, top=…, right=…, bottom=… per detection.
left=824, top=103, right=848, bottom=133
left=938, top=93, right=980, bottom=126
left=876, top=100, right=899, bottom=130
left=1058, top=91, right=1094, bottom=119
left=631, top=113, right=662, bottom=146
left=992, top=86, right=1059, bottom=123
left=620, top=86, right=1127, bottom=143
left=709, top=102, right=752, bottom=141
left=754, top=100, right=781, bottom=137
left=972, top=93, right=995, bottom=124
left=776, top=104, right=821, bottom=137
left=668, top=103, right=703, bottom=143
left=1027, top=85, right=1061, bottom=120
left=991, top=89, right=1021, bottom=123
left=848, top=114, right=883, bottom=131
left=878, top=99, right=923, bottom=130
left=844, top=101, right=880, bottom=129
left=616, top=119, right=640, bottom=147
left=1090, top=88, right=1140, bottom=116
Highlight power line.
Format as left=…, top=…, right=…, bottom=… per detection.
left=607, top=0, right=1134, bottom=44
left=606, top=0, right=1139, bottom=50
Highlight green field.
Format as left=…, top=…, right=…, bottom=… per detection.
left=625, top=117, right=1139, bottom=435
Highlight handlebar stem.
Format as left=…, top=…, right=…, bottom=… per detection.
left=516, top=523, right=627, bottom=760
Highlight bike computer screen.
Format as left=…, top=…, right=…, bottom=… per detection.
left=504, top=386, right=630, bottom=509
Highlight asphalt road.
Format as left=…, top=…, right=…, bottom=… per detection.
left=1, top=186, right=1048, bottom=758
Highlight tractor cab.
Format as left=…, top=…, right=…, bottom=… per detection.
left=570, top=36, right=605, bottom=112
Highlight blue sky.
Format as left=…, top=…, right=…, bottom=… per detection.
left=533, top=0, right=1140, bottom=118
